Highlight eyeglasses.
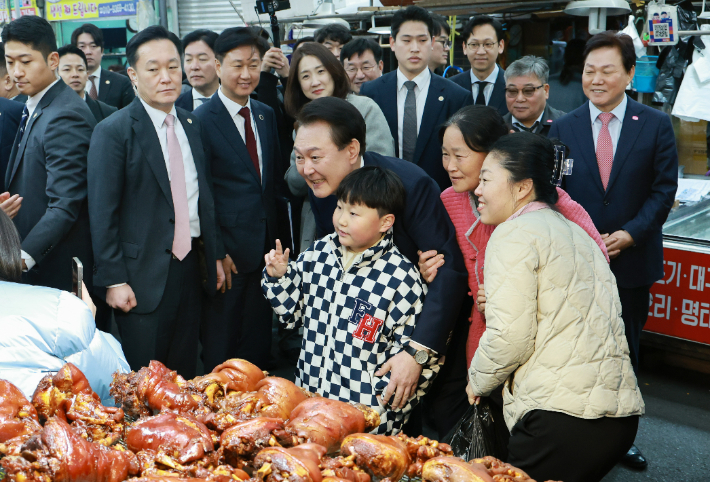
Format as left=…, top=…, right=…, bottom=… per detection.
left=345, top=64, right=377, bottom=74
left=467, top=41, right=497, bottom=51
left=505, top=85, right=545, bottom=98
left=434, top=38, right=451, bottom=48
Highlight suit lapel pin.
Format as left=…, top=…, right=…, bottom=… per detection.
left=187, top=118, right=193, bottom=124
left=438, top=96, right=444, bottom=101
left=632, top=115, right=638, bottom=120
left=33, top=113, right=37, bottom=118
left=259, top=114, right=264, bottom=120
left=105, top=80, right=110, bottom=84
left=547, top=119, right=553, bottom=123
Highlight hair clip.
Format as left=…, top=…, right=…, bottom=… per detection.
left=551, top=145, right=573, bottom=186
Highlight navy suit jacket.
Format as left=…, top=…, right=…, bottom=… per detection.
left=360, top=71, right=472, bottom=191
left=449, top=66, right=508, bottom=117
left=0, top=97, right=23, bottom=192
left=548, top=97, right=678, bottom=288
left=96, top=68, right=135, bottom=109
left=193, top=95, right=281, bottom=274
left=87, top=98, right=220, bottom=313
left=175, top=89, right=194, bottom=112
left=309, top=151, right=467, bottom=354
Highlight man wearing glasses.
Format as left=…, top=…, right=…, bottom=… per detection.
left=429, top=15, right=451, bottom=75
left=341, top=38, right=383, bottom=94
left=503, top=56, right=564, bottom=136
left=450, top=15, right=508, bottom=116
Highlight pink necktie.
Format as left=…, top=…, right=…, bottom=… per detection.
left=164, top=114, right=191, bottom=260
left=596, top=112, right=615, bottom=190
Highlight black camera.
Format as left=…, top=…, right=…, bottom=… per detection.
left=255, top=0, right=290, bottom=14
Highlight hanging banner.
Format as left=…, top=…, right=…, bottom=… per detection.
left=46, top=0, right=136, bottom=21
left=0, top=0, right=11, bottom=22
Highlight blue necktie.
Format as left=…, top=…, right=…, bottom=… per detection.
left=12, top=106, right=29, bottom=154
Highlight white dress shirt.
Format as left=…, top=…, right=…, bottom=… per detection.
left=396, top=68, right=431, bottom=158
left=139, top=97, right=201, bottom=237
left=21, top=79, right=60, bottom=271
left=218, top=87, right=263, bottom=180
left=192, top=89, right=210, bottom=111
left=470, top=64, right=499, bottom=105
left=85, top=66, right=102, bottom=97
left=590, top=95, right=627, bottom=156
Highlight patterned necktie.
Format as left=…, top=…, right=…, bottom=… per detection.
left=164, top=114, right=191, bottom=260
left=596, top=112, right=615, bottom=190
left=12, top=106, right=29, bottom=155
left=238, top=106, right=261, bottom=180
left=514, top=121, right=540, bottom=133
left=402, top=80, right=417, bottom=162
left=88, top=75, right=98, bottom=100
left=475, top=81, right=488, bottom=105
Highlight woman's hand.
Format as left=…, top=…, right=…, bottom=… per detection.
left=476, top=284, right=486, bottom=313
left=466, top=381, right=480, bottom=405
left=417, top=250, right=444, bottom=284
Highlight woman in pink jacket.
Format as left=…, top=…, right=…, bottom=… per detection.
left=419, top=106, right=608, bottom=450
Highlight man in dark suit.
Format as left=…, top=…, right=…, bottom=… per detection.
left=295, top=96, right=469, bottom=439
left=502, top=55, right=564, bottom=136
left=549, top=31, right=678, bottom=469
left=194, top=28, right=281, bottom=372
left=87, top=26, right=225, bottom=378
left=360, top=6, right=472, bottom=191
left=176, top=30, right=220, bottom=112
left=3, top=16, right=96, bottom=292
left=449, top=16, right=508, bottom=116
left=72, top=23, right=135, bottom=109
left=58, top=45, right=117, bottom=123
left=0, top=44, right=26, bottom=103
left=0, top=97, right=23, bottom=193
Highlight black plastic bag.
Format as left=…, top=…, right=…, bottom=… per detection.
left=443, top=399, right=506, bottom=461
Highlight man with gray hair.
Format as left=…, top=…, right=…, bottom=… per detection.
left=503, top=55, right=564, bottom=136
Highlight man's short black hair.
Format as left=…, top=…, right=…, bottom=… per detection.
left=126, top=25, right=182, bottom=68
left=296, top=96, right=367, bottom=154
left=58, top=44, right=88, bottom=68
left=432, top=14, right=450, bottom=37
left=335, top=166, right=406, bottom=217
left=71, top=23, right=104, bottom=50
left=293, top=36, right=314, bottom=51
left=1, top=15, right=58, bottom=59
left=0, top=44, right=6, bottom=74
left=340, top=38, right=382, bottom=64
left=181, top=29, right=219, bottom=53
left=461, top=15, right=504, bottom=43
left=391, top=6, right=434, bottom=39
left=213, top=27, right=269, bottom=62
left=314, top=24, right=352, bottom=45
left=583, top=31, right=636, bottom=74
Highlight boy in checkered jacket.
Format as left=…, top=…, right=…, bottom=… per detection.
left=262, top=167, right=440, bottom=434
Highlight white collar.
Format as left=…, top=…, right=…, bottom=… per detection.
left=512, top=108, right=545, bottom=129
left=26, top=79, right=59, bottom=113
left=218, top=87, right=251, bottom=118
left=471, top=64, right=499, bottom=85
left=89, top=66, right=102, bottom=80
left=396, top=67, right=430, bottom=92
left=139, top=96, right=178, bottom=130
left=589, top=94, right=627, bottom=124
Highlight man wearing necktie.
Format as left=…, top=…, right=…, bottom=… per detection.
left=502, top=56, right=564, bottom=136
left=193, top=28, right=282, bottom=371
left=360, top=6, right=472, bottom=191
left=450, top=16, right=508, bottom=116
left=549, top=31, right=678, bottom=470
left=2, top=16, right=96, bottom=292
left=176, top=29, right=220, bottom=112
left=87, top=26, right=224, bottom=378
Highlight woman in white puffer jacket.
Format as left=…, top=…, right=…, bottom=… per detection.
left=467, top=132, right=644, bottom=482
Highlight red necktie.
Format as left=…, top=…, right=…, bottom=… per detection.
left=596, top=112, right=614, bottom=190
left=238, top=107, right=260, bottom=180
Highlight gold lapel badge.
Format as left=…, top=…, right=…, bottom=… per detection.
left=105, top=80, right=110, bottom=84
left=259, top=114, right=264, bottom=120
left=187, top=118, right=193, bottom=124
left=438, top=96, right=444, bottom=101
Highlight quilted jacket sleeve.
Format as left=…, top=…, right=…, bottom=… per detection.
left=469, top=220, right=539, bottom=396
left=261, top=258, right=305, bottom=330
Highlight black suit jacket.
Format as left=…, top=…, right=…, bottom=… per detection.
left=548, top=97, right=678, bottom=288
left=193, top=95, right=281, bottom=274
left=310, top=151, right=468, bottom=354
left=175, top=89, right=194, bottom=112
left=6, top=81, right=96, bottom=291
left=96, top=68, right=135, bottom=109
left=504, top=104, right=565, bottom=136
left=85, top=95, right=118, bottom=123
left=360, top=71, right=473, bottom=191
left=87, top=97, right=221, bottom=314
left=0, top=97, right=23, bottom=192
left=450, top=66, right=508, bottom=116
left=12, top=94, right=28, bottom=104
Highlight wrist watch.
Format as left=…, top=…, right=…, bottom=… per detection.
left=403, top=344, right=430, bottom=365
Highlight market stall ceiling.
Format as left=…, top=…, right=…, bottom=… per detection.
left=413, top=0, right=570, bottom=15
left=177, top=0, right=246, bottom=36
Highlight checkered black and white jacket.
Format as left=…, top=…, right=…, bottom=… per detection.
left=262, top=231, right=441, bottom=434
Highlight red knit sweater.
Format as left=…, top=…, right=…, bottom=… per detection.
left=441, top=187, right=610, bottom=367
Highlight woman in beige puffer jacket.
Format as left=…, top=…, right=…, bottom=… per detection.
left=467, top=132, right=644, bottom=482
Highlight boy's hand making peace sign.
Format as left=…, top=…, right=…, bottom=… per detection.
left=264, top=239, right=290, bottom=278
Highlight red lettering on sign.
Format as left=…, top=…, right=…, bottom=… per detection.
left=352, top=314, right=384, bottom=344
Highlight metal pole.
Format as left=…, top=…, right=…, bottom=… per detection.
left=13, top=0, right=21, bottom=19
left=158, top=0, right=168, bottom=28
